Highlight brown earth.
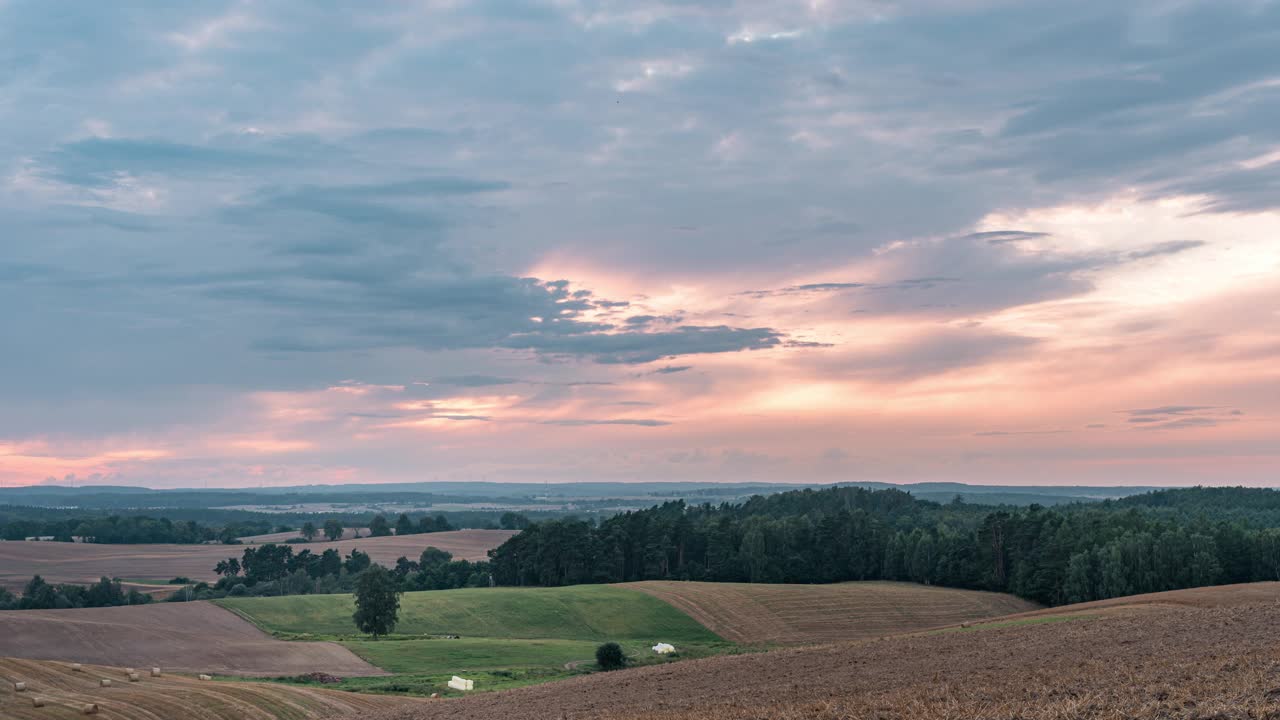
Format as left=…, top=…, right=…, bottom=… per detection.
left=351, top=584, right=1280, bottom=720
left=0, top=529, right=516, bottom=592
left=0, top=657, right=423, bottom=720
left=0, top=602, right=386, bottom=677
left=624, top=580, right=1039, bottom=644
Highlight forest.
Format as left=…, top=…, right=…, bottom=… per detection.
left=489, top=486, right=1280, bottom=606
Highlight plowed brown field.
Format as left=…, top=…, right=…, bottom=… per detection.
left=352, top=586, right=1280, bottom=720
left=624, top=580, right=1039, bottom=644
left=0, top=530, right=515, bottom=592
left=0, top=657, right=421, bottom=720
left=0, top=602, right=384, bottom=677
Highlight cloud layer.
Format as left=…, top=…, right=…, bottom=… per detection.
left=1, top=0, right=1278, bottom=487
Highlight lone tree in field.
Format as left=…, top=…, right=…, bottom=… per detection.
left=323, top=518, right=344, bottom=542
left=352, top=565, right=401, bottom=638
left=300, top=522, right=317, bottom=541
left=595, top=642, right=626, bottom=671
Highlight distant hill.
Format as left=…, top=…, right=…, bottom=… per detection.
left=0, top=479, right=1165, bottom=510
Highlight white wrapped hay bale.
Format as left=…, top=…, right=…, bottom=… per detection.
left=447, top=676, right=474, bottom=691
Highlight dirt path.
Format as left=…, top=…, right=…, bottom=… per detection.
left=0, top=601, right=385, bottom=677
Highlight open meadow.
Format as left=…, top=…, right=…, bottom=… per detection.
left=219, top=584, right=731, bottom=694
left=0, top=530, right=515, bottom=593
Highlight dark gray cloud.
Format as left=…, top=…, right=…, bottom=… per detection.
left=503, top=325, right=783, bottom=364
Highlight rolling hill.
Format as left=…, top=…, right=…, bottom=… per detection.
left=219, top=584, right=720, bottom=642
left=623, top=580, right=1039, bottom=644
left=0, top=658, right=421, bottom=720
left=347, top=583, right=1280, bottom=720
left=0, top=602, right=383, bottom=677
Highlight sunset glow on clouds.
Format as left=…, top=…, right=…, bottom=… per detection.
left=1, top=1, right=1278, bottom=488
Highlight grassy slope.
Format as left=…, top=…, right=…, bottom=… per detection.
left=219, top=586, right=730, bottom=695
left=219, top=585, right=721, bottom=642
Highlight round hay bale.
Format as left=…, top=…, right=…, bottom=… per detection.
left=198, top=674, right=213, bottom=681
left=31, top=696, right=45, bottom=708
left=151, top=667, right=162, bottom=677
left=82, top=703, right=100, bottom=715
left=128, top=672, right=140, bottom=682
left=71, top=663, right=83, bottom=672
left=13, top=681, right=26, bottom=692
left=99, top=679, right=112, bottom=688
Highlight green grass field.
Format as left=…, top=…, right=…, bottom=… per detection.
left=219, top=584, right=721, bottom=642
left=217, top=585, right=731, bottom=696
left=346, top=637, right=599, bottom=674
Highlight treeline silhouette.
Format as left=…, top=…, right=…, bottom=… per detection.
left=489, top=486, right=1280, bottom=605
left=0, top=514, right=272, bottom=544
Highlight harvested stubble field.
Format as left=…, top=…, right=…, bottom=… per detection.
left=0, top=602, right=384, bottom=677
left=0, top=530, right=515, bottom=592
left=623, top=580, right=1039, bottom=644
left=0, top=657, right=422, bottom=720
left=352, top=591, right=1280, bottom=720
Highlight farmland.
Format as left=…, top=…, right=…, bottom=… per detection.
left=219, top=585, right=730, bottom=694
left=0, top=658, right=421, bottom=720
left=0, top=602, right=383, bottom=677
left=221, top=585, right=720, bottom=642
left=347, top=585, right=1280, bottom=720
left=623, top=580, right=1039, bottom=644
left=0, top=530, right=515, bottom=592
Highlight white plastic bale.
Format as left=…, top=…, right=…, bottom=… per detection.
left=447, top=676, right=474, bottom=691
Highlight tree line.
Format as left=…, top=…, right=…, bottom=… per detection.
left=0, top=576, right=154, bottom=610
left=0, top=514, right=275, bottom=544
left=488, top=486, right=1280, bottom=606
left=190, top=542, right=490, bottom=602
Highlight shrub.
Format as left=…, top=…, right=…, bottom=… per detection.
left=595, top=642, right=626, bottom=671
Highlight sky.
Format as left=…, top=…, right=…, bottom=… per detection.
left=1, top=0, right=1278, bottom=489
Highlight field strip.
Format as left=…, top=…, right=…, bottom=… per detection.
left=622, top=580, right=1040, bottom=645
